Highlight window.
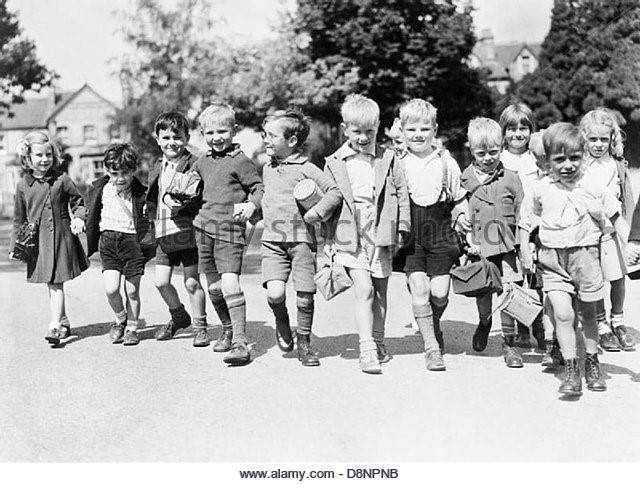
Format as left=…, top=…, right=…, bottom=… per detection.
left=109, top=125, right=121, bottom=141
left=521, top=54, right=531, bottom=73
left=83, top=125, right=97, bottom=145
left=0, top=134, right=5, bottom=154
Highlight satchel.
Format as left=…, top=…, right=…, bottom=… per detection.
left=162, top=170, right=202, bottom=205
left=450, top=256, right=502, bottom=298
left=315, top=250, right=353, bottom=301
left=494, top=276, right=542, bottom=326
left=13, top=192, right=49, bottom=264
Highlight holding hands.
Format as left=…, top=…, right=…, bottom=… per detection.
left=70, top=217, right=85, bottom=235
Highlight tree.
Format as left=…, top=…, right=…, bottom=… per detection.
left=293, top=0, right=493, bottom=149
left=116, top=0, right=224, bottom=156
left=516, top=0, right=640, bottom=163
left=0, top=0, right=56, bottom=114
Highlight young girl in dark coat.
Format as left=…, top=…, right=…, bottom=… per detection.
left=10, top=131, right=89, bottom=345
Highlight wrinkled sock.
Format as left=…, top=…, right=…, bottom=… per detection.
left=413, top=303, right=438, bottom=351
left=225, top=292, right=247, bottom=344
left=209, top=287, right=232, bottom=330
left=115, top=309, right=127, bottom=325
left=296, top=293, right=314, bottom=336
left=359, top=337, right=376, bottom=355
left=193, top=315, right=207, bottom=329
left=60, top=315, right=70, bottom=328
left=501, top=312, right=517, bottom=337
left=125, top=320, right=138, bottom=332
left=431, top=298, right=448, bottom=333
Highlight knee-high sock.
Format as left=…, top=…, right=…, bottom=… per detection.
left=225, top=292, right=246, bottom=344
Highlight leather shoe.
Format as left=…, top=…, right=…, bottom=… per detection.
left=155, top=319, right=190, bottom=341
left=613, top=325, right=636, bottom=351
left=223, top=342, right=251, bottom=365
left=599, top=332, right=621, bottom=352
left=110, top=323, right=125, bottom=344
left=123, top=330, right=140, bottom=346
left=425, top=349, right=446, bottom=371
left=275, top=320, right=294, bottom=352
left=213, top=329, right=233, bottom=352
left=192, top=328, right=210, bottom=347
left=376, top=341, right=392, bottom=363
left=45, top=328, right=61, bottom=345
left=359, top=350, right=382, bottom=374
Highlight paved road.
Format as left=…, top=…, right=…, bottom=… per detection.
left=1, top=220, right=640, bottom=467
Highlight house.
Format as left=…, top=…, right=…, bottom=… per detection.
left=0, top=83, right=124, bottom=216
left=470, top=29, right=542, bottom=94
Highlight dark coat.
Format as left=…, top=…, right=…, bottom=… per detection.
left=145, top=151, right=201, bottom=221
left=323, top=145, right=411, bottom=252
left=84, top=175, right=155, bottom=261
left=460, top=164, right=523, bottom=258
left=11, top=171, right=89, bottom=284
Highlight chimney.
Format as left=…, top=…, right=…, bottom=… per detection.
left=479, top=28, right=495, bottom=61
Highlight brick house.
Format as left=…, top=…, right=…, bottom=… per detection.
left=0, top=83, right=124, bottom=216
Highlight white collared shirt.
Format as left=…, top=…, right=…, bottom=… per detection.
left=401, top=149, right=466, bottom=206
left=340, top=142, right=376, bottom=203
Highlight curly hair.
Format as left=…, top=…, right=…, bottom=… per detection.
left=579, top=108, right=625, bottom=158
left=16, top=131, right=62, bottom=174
left=103, top=143, right=139, bottom=172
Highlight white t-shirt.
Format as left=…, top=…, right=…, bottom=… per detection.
left=501, top=150, right=539, bottom=194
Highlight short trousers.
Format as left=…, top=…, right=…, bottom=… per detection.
left=488, top=251, right=523, bottom=285
left=403, top=241, right=461, bottom=276
left=155, top=245, right=199, bottom=268
left=261, top=241, right=316, bottom=293
left=537, top=245, right=605, bottom=302
left=99, top=230, right=145, bottom=278
left=196, top=229, right=244, bottom=274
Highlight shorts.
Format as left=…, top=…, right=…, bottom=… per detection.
left=196, top=230, right=244, bottom=274
left=487, top=251, right=523, bottom=284
left=99, top=230, right=145, bottom=278
left=403, top=242, right=460, bottom=276
left=261, top=241, right=316, bottom=293
left=537, top=245, right=605, bottom=302
left=155, top=245, right=199, bottom=268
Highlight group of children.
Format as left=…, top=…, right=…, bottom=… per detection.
left=10, top=94, right=639, bottom=395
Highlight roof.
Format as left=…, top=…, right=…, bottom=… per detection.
left=0, top=97, right=53, bottom=130
left=472, top=41, right=542, bottom=80
left=0, top=83, right=116, bottom=131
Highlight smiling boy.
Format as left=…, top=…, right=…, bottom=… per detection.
left=147, top=112, right=208, bottom=347
left=192, top=103, right=264, bottom=365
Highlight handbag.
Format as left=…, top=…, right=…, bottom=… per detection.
left=494, top=275, right=542, bottom=326
left=314, top=250, right=353, bottom=301
left=450, top=255, right=502, bottom=298
left=162, top=170, right=202, bottom=205
left=13, top=193, right=49, bottom=264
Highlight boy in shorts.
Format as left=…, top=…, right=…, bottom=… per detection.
left=192, top=103, right=264, bottom=365
left=520, top=122, right=630, bottom=395
left=261, top=109, right=341, bottom=366
left=85, top=143, right=154, bottom=346
left=148, top=112, right=208, bottom=347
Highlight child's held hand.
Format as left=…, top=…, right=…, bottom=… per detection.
left=70, top=217, right=85, bottom=235
left=454, top=214, right=472, bottom=233
left=303, top=208, right=321, bottom=225
left=520, top=245, right=535, bottom=272
left=233, top=202, right=256, bottom=223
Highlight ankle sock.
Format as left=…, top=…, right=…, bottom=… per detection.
left=296, top=293, right=314, bottom=336
left=225, top=292, right=247, bottom=344
left=125, top=321, right=138, bottom=332
left=359, top=338, right=376, bottom=354
left=115, top=309, right=127, bottom=325
left=413, top=303, right=438, bottom=351
left=193, top=315, right=207, bottom=329
left=59, top=315, right=70, bottom=328
left=596, top=301, right=610, bottom=334
left=209, top=287, right=232, bottom=330
left=610, top=312, right=624, bottom=329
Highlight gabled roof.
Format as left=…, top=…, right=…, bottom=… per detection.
left=0, top=83, right=116, bottom=131
left=47, top=83, right=116, bottom=122
left=0, top=97, right=53, bottom=130
left=472, top=41, right=542, bottom=80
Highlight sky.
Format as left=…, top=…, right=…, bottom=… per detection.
left=7, top=0, right=554, bottom=105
